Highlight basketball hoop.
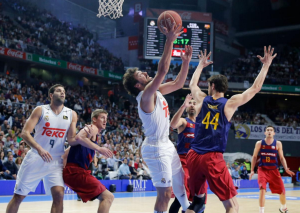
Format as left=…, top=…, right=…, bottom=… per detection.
left=97, top=0, right=124, bottom=19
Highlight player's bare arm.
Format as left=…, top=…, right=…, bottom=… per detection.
left=159, top=45, right=193, bottom=95
left=225, top=45, right=277, bottom=121
left=75, top=128, right=113, bottom=158
left=277, top=141, right=295, bottom=177
left=62, top=147, right=71, bottom=168
left=66, top=110, right=78, bottom=144
left=141, top=23, right=183, bottom=113
left=249, top=140, right=262, bottom=180
left=21, top=106, right=53, bottom=162
left=189, top=49, right=213, bottom=112
left=170, top=94, right=192, bottom=132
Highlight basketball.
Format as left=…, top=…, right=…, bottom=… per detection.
left=157, top=10, right=182, bottom=34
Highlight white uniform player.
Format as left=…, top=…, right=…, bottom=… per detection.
left=137, top=91, right=182, bottom=187
left=15, top=105, right=73, bottom=195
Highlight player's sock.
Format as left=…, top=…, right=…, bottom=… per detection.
left=259, top=207, right=264, bottom=213
left=154, top=211, right=167, bottom=213
left=281, top=204, right=286, bottom=210
left=172, top=170, right=190, bottom=211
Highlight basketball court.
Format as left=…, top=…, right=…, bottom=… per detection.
left=0, top=188, right=299, bottom=213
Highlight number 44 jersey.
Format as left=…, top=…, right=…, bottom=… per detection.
left=191, top=96, right=231, bottom=155
left=33, top=105, right=73, bottom=159
left=136, top=91, right=170, bottom=139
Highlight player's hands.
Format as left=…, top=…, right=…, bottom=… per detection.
left=198, top=49, right=213, bottom=68
left=257, top=45, right=277, bottom=66
left=5, top=170, right=10, bottom=174
left=97, top=147, right=113, bottom=158
left=183, top=94, right=193, bottom=108
left=38, top=147, right=53, bottom=162
left=12, top=174, right=17, bottom=179
left=285, top=168, right=295, bottom=177
left=249, top=171, right=255, bottom=180
left=163, top=22, right=184, bottom=42
left=181, top=45, right=193, bottom=62
left=83, top=124, right=98, bottom=138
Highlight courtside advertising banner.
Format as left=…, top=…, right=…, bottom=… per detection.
left=234, top=124, right=300, bottom=141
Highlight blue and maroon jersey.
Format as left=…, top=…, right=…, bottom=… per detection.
left=67, top=135, right=98, bottom=170
left=177, top=117, right=195, bottom=154
left=191, top=96, right=231, bottom=155
left=258, top=139, right=278, bottom=170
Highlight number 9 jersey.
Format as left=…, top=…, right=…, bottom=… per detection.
left=32, top=105, right=73, bottom=159
left=191, top=96, right=231, bottom=155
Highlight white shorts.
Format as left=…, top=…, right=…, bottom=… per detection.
left=14, top=150, right=64, bottom=196
left=141, top=137, right=182, bottom=187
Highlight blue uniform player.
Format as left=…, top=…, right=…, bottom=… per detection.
left=169, top=94, right=206, bottom=213
left=186, top=46, right=277, bottom=213
left=62, top=109, right=114, bottom=213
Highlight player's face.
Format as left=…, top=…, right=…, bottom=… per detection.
left=51, top=87, right=65, bottom=105
left=134, top=71, right=153, bottom=89
left=187, top=100, right=197, bottom=116
left=95, top=113, right=108, bottom=131
left=264, top=127, right=275, bottom=138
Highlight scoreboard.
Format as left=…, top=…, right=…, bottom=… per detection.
left=144, top=18, right=213, bottom=62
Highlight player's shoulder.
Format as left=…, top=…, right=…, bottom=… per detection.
left=276, top=140, right=282, bottom=146
left=256, top=140, right=262, bottom=145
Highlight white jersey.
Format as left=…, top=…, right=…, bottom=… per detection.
left=136, top=91, right=170, bottom=139
left=32, top=105, right=72, bottom=159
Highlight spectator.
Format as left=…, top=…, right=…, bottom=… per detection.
left=18, top=145, right=24, bottom=156
left=227, top=163, right=232, bottom=176
left=3, top=154, right=18, bottom=179
left=244, top=159, right=251, bottom=173
left=15, top=157, right=22, bottom=169
left=118, top=158, right=132, bottom=179
left=107, top=156, right=116, bottom=171
left=240, top=167, right=249, bottom=180
left=232, top=166, right=241, bottom=179
left=129, top=160, right=139, bottom=179
left=0, top=158, right=11, bottom=179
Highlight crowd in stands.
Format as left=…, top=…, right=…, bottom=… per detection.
left=221, top=46, right=300, bottom=86
left=231, top=112, right=270, bottom=125
left=226, top=159, right=252, bottom=180
left=0, top=0, right=124, bottom=73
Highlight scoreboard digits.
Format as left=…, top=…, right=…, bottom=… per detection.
left=144, top=18, right=213, bottom=61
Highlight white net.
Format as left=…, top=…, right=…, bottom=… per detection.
left=97, top=0, right=124, bottom=19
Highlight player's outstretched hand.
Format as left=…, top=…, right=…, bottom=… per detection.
left=249, top=171, right=255, bottom=180
left=38, top=147, right=53, bottom=162
left=257, top=45, right=277, bottom=66
left=163, top=23, right=184, bottom=42
left=181, top=45, right=193, bottom=62
left=98, top=147, right=113, bottom=158
left=183, top=94, right=193, bottom=108
left=198, top=49, right=213, bottom=68
left=285, top=168, right=295, bottom=177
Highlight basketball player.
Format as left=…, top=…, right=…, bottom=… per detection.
left=249, top=125, right=295, bottom=213
left=6, top=84, right=77, bottom=213
left=169, top=94, right=206, bottom=213
left=123, top=23, right=192, bottom=213
left=62, top=109, right=114, bottom=213
left=185, top=46, right=277, bottom=213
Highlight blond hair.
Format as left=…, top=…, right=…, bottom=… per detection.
left=91, top=109, right=108, bottom=121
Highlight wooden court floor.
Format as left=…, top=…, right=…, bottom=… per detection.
left=0, top=189, right=299, bottom=213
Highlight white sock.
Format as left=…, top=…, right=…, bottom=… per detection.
left=259, top=207, right=264, bottom=213
left=154, top=211, right=167, bottom=213
left=172, top=170, right=190, bottom=211
left=281, top=204, right=286, bottom=210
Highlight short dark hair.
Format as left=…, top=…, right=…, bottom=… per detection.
left=265, top=125, right=275, bottom=131
left=207, top=75, right=228, bottom=93
left=48, top=84, right=64, bottom=97
left=123, top=68, right=140, bottom=97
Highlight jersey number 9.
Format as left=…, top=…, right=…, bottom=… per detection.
left=202, top=112, right=220, bottom=130
left=50, top=139, right=55, bottom=148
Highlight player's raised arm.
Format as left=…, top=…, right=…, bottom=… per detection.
left=189, top=50, right=213, bottom=104
left=225, top=45, right=277, bottom=120
left=249, top=140, right=261, bottom=180
left=277, top=141, right=295, bottom=177
left=142, top=23, right=183, bottom=100
left=21, top=106, right=53, bottom=162
left=170, top=94, right=192, bottom=130
left=159, top=45, right=193, bottom=95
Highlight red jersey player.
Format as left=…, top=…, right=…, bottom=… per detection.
left=250, top=125, right=295, bottom=213
left=186, top=46, right=277, bottom=213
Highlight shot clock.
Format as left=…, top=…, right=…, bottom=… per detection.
left=144, top=18, right=213, bottom=61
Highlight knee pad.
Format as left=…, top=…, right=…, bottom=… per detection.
left=187, top=195, right=206, bottom=213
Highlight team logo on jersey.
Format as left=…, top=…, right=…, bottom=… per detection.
left=161, top=178, right=166, bottom=184
left=63, top=115, right=68, bottom=120
left=187, top=123, right=195, bottom=128
left=44, top=116, right=49, bottom=121
left=183, top=133, right=194, bottom=138
left=42, top=123, right=67, bottom=138
left=235, top=124, right=250, bottom=139
left=271, top=146, right=275, bottom=149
